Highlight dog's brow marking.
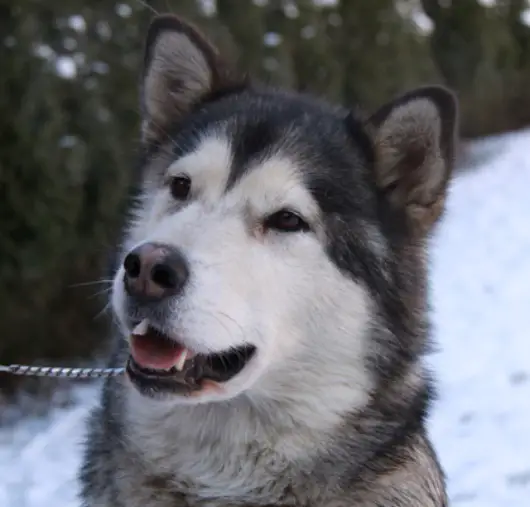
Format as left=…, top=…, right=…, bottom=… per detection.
left=168, top=135, right=232, bottom=203
left=228, top=155, right=320, bottom=221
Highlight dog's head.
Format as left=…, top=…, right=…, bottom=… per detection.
left=112, top=15, right=458, bottom=409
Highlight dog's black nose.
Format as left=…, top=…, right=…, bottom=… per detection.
left=123, top=242, right=189, bottom=302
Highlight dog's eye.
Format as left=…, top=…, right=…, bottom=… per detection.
left=169, top=176, right=191, bottom=200
left=264, top=209, right=309, bottom=233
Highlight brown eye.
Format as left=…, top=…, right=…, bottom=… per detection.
left=169, top=176, right=191, bottom=200
left=264, top=209, right=310, bottom=233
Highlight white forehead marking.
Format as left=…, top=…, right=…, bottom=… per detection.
left=228, top=155, right=320, bottom=221
left=166, top=135, right=319, bottom=221
left=168, top=134, right=232, bottom=203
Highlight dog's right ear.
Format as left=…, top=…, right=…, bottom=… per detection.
left=141, top=15, right=238, bottom=143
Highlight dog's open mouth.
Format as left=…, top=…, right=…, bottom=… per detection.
left=126, top=319, right=256, bottom=396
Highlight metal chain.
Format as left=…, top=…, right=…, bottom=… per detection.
left=0, top=364, right=124, bottom=378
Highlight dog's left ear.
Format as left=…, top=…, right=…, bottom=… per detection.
left=366, top=86, right=458, bottom=235
left=140, top=15, right=241, bottom=143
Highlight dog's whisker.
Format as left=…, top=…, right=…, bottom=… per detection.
left=131, top=0, right=159, bottom=15
left=93, top=301, right=112, bottom=321
left=70, top=279, right=113, bottom=288
left=88, top=287, right=113, bottom=300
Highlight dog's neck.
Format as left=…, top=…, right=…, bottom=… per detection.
left=121, top=384, right=346, bottom=503
left=124, top=381, right=343, bottom=459
left=116, top=354, right=427, bottom=504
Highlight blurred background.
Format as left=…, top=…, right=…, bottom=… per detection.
left=0, top=1, right=530, bottom=506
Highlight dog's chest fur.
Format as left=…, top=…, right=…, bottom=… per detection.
left=112, top=393, right=338, bottom=507
left=113, top=442, right=314, bottom=507
left=88, top=390, right=446, bottom=507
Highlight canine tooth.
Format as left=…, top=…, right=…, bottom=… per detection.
left=132, top=319, right=149, bottom=336
left=174, top=349, right=188, bottom=371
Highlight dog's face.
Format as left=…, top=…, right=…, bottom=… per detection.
left=112, top=15, right=457, bottom=407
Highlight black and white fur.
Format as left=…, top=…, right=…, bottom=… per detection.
left=80, top=14, right=458, bottom=507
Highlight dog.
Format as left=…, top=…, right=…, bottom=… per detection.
left=80, top=13, right=457, bottom=507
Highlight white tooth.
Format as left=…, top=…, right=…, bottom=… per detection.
left=132, top=319, right=149, bottom=336
left=174, top=349, right=188, bottom=372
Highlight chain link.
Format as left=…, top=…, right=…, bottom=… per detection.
left=0, top=364, right=125, bottom=378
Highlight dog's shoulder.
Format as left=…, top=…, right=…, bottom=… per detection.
left=346, top=433, right=448, bottom=507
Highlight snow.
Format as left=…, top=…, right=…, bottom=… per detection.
left=0, top=384, right=97, bottom=507
left=427, top=128, right=530, bottom=506
left=1, top=129, right=529, bottom=506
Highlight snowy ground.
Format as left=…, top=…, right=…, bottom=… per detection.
left=1, top=129, right=529, bottom=506
left=427, top=128, right=530, bottom=506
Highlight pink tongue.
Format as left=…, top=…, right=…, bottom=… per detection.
left=131, top=334, right=183, bottom=370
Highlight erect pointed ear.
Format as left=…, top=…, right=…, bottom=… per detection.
left=366, top=86, right=458, bottom=235
left=140, top=15, right=243, bottom=143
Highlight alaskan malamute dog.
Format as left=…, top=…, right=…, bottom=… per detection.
left=80, top=14, right=457, bottom=507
